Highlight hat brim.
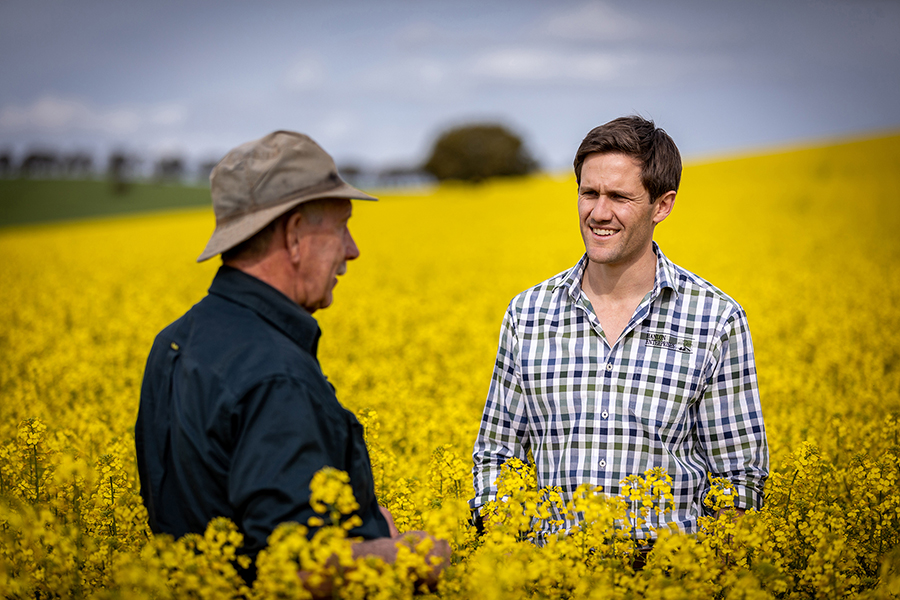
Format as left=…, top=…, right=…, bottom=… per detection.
left=197, top=182, right=376, bottom=262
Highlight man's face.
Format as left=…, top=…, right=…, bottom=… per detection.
left=577, top=152, right=671, bottom=270
left=293, top=198, right=359, bottom=313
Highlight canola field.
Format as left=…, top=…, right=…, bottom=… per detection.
left=2, top=133, right=900, bottom=598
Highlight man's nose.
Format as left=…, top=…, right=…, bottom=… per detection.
left=346, top=232, right=360, bottom=261
left=590, top=196, right=614, bottom=221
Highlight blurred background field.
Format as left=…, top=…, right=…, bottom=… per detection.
left=2, top=132, right=900, bottom=597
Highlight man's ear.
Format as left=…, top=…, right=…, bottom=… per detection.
left=284, top=211, right=305, bottom=264
left=652, top=190, right=676, bottom=225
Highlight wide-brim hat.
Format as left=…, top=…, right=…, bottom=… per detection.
left=197, top=130, right=377, bottom=262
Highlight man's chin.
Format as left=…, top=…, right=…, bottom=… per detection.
left=320, top=292, right=334, bottom=311
left=301, top=294, right=332, bottom=314
left=585, top=248, right=618, bottom=265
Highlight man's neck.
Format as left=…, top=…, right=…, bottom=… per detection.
left=580, top=244, right=657, bottom=346
left=582, top=244, right=657, bottom=302
left=225, top=251, right=296, bottom=304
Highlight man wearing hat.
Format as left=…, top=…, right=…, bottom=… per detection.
left=135, top=131, right=449, bottom=585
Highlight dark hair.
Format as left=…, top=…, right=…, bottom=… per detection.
left=573, top=115, right=681, bottom=202
left=221, top=201, right=326, bottom=264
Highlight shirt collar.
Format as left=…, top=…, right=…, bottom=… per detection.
left=653, top=242, right=680, bottom=300
left=207, top=265, right=321, bottom=356
left=555, top=242, right=679, bottom=301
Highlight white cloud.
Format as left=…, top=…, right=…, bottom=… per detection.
left=544, top=1, right=642, bottom=41
left=471, top=48, right=625, bottom=83
left=147, top=136, right=190, bottom=156
left=0, top=96, right=187, bottom=135
left=319, top=112, right=357, bottom=140
left=395, top=20, right=443, bottom=45
left=359, top=57, right=452, bottom=98
left=282, top=56, right=326, bottom=91
left=150, top=105, right=189, bottom=127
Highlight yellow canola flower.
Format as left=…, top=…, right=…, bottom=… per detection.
left=1, top=134, right=900, bottom=598
left=309, top=466, right=361, bottom=529
left=16, top=417, right=46, bottom=447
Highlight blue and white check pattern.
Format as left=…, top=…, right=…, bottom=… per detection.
left=471, top=243, right=768, bottom=539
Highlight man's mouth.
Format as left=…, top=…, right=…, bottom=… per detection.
left=592, top=227, right=617, bottom=237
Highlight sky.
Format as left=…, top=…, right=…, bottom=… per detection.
left=1, top=0, right=899, bottom=175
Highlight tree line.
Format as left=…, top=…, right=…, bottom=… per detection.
left=0, top=123, right=539, bottom=188
left=0, top=149, right=213, bottom=183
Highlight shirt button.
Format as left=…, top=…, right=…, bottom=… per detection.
left=601, top=411, right=609, bottom=419
left=605, top=363, right=613, bottom=371
left=599, top=460, right=607, bottom=468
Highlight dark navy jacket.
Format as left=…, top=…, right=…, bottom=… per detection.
left=135, top=266, right=389, bottom=576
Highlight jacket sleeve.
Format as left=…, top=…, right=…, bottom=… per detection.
left=228, top=375, right=387, bottom=556
left=471, top=304, right=531, bottom=512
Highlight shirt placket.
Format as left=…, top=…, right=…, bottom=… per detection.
left=570, top=289, right=613, bottom=482
left=573, top=284, right=660, bottom=488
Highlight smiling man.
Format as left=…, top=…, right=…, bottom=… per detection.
left=471, top=116, right=769, bottom=551
left=135, top=131, right=449, bottom=586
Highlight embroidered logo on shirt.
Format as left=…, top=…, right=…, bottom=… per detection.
left=643, top=332, right=694, bottom=354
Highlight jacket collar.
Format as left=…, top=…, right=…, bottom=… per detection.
left=208, top=265, right=321, bottom=356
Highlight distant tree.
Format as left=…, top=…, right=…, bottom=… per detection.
left=155, top=156, right=185, bottom=182
left=108, top=151, right=136, bottom=195
left=197, top=160, right=219, bottom=184
left=63, top=153, right=93, bottom=178
left=377, top=165, right=433, bottom=188
left=337, top=163, right=363, bottom=187
left=20, top=151, right=60, bottom=178
left=0, top=152, right=11, bottom=177
left=423, top=123, right=538, bottom=182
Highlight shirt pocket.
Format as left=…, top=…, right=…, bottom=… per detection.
left=626, top=331, right=705, bottom=444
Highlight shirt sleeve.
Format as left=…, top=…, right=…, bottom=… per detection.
left=471, top=304, right=532, bottom=511
left=696, top=309, right=769, bottom=511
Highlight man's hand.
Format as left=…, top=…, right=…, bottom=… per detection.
left=299, top=528, right=451, bottom=598
left=390, top=531, right=452, bottom=590
left=715, top=507, right=746, bottom=520
left=352, top=531, right=451, bottom=589
left=379, top=505, right=401, bottom=538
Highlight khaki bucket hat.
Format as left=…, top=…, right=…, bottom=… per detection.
left=197, top=130, right=377, bottom=262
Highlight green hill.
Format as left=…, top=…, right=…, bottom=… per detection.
left=0, top=179, right=211, bottom=228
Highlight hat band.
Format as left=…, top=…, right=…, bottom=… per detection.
left=215, top=172, right=343, bottom=226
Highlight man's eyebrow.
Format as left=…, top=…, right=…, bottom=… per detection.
left=578, top=184, right=640, bottom=199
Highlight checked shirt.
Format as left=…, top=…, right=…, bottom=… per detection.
left=471, top=243, right=768, bottom=539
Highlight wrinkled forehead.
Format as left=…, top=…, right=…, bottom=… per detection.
left=310, top=197, right=353, bottom=218
left=333, top=198, right=353, bottom=219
